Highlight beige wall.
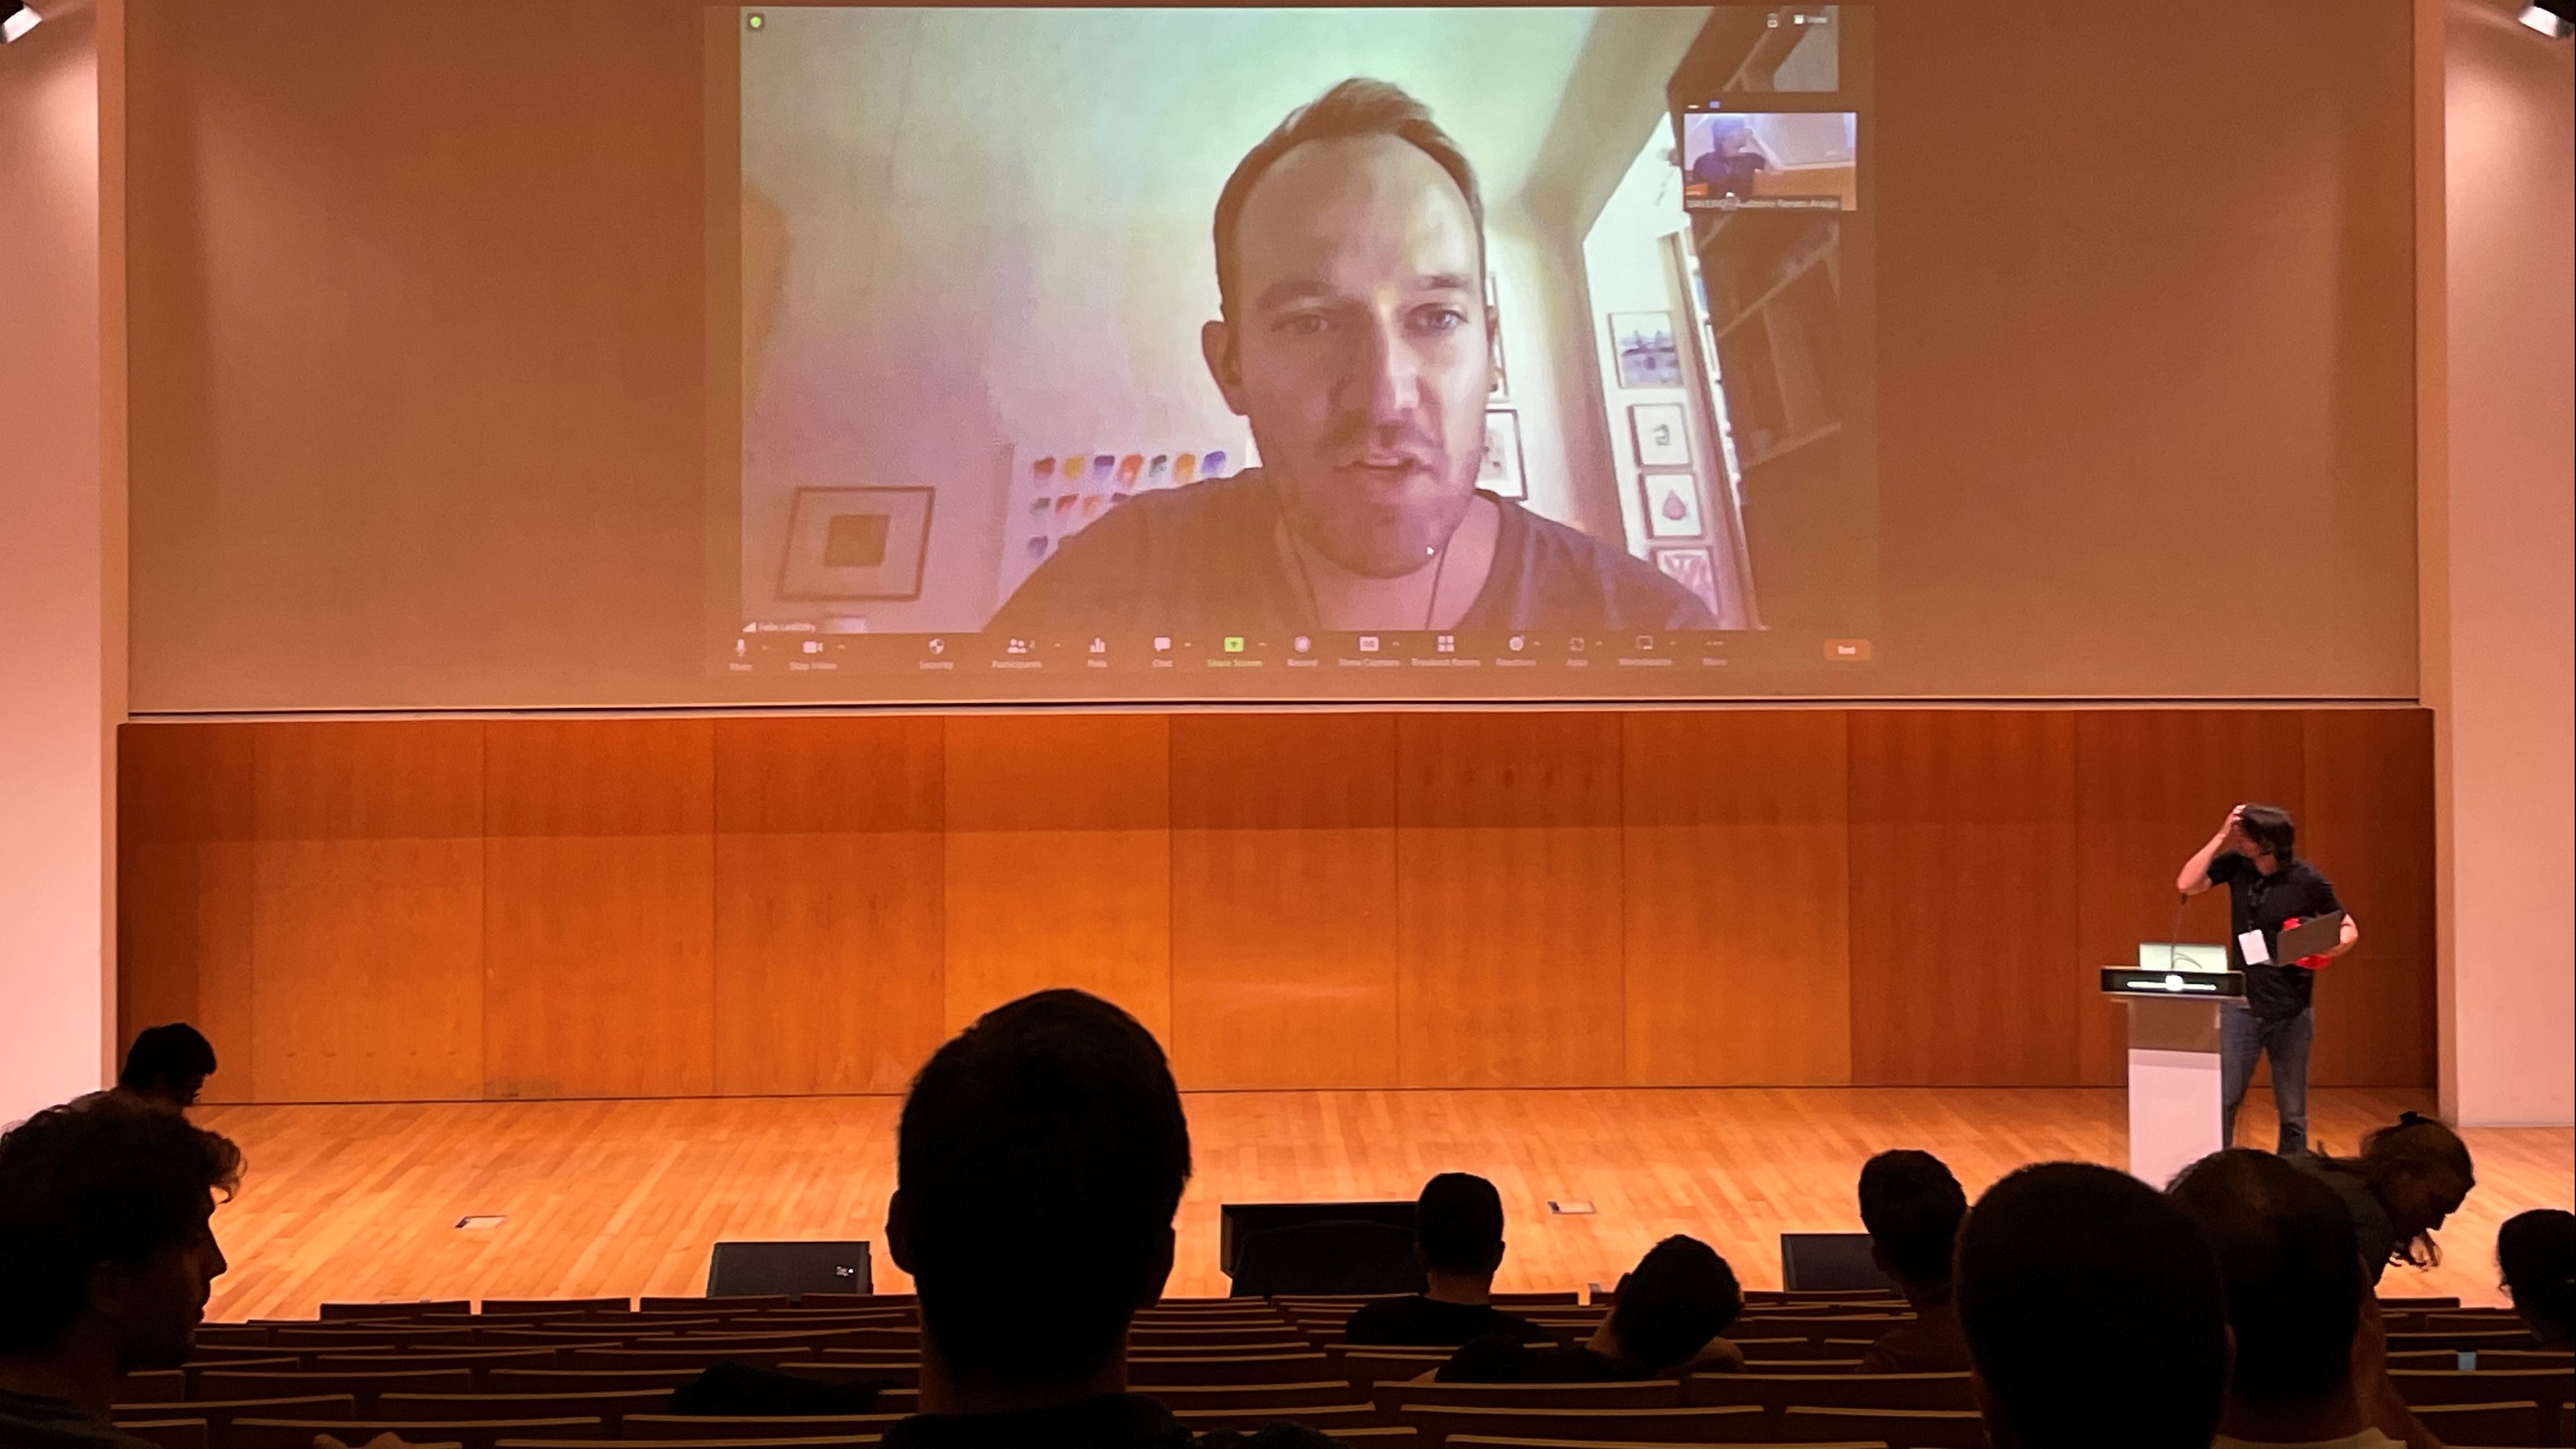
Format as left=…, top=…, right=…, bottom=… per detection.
left=2434, top=0, right=2575, bottom=1126
left=0, top=1, right=114, bottom=1124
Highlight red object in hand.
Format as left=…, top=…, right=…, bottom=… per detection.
left=2282, top=916, right=2333, bottom=969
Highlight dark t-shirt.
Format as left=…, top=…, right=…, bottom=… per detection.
left=1438, top=1335, right=1650, bottom=1384
left=2292, top=1154, right=2404, bottom=1287
left=1342, top=1295, right=1554, bottom=1348
left=0, top=1390, right=162, bottom=1449
left=879, top=1392, right=1342, bottom=1449
left=987, top=470, right=1721, bottom=636
left=2205, top=853, right=2343, bottom=1022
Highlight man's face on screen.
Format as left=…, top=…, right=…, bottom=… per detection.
left=1211, top=135, right=1491, bottom=579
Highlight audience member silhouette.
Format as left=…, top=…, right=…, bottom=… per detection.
left=1441, top=1235, right=1742, bottom=1382
left=2168, top=1149, right=2430, bottom=1449
left=2296, top=1114, right=2475, bottom=1285
left=0, top=1092, right=243, bottom=1449
left=2496, top=1207, right=2575, bottom=1348
left=1956, top=1162, right=2228, bottom=1449
left=1853, top=1148, right=1972, bottom=1374
left=1342, top=1173, right=1548, bottom=1347
left=116, top=1025, right=217, bottom=1112
left=881, top=988, right=1335, bottom=1448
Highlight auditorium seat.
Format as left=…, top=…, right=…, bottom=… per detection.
left=2389, top=1367, right=2576, bottom=1408
left=1128, top=1350, right=1337, bottom=1386
left=480, top=1299, right=633, bottom=1316
left=2392, top=1329, right=2550, bottom=1354
left=1394, top=1402, right=1764, bottom=1446
left=379, top=1388, right=682, bottom=1425
left=499, top=1441, right=877, bottom=1449
left=230, top=1420, right=601, bottom=1449
left=620, top=1413, right=903, bottom=1439
left=1168, top=1404, right=1385, bottom=1434
left=112, top=1393, right=358, bottom=1439
left=779, top=1358, right=921, bottom=1388
left=641, top=1296, right=795, bottom=1313
left=323, top=1300, right=472, bottom=1320
left=1148, top=1381, right=1373, bottom=1411
left=489, top=1367, right=721, bottom=1395
left=1330, top=1346, right=1456, bottom=1386
left=116, top=1370, right=188, bottom=1404
left=316, top=1349, right=570, bottom=1381
left=1680, top=1372, right=1975, bottom=1435
left=567, top=1346, right=808, bottom=1370
left=1443, top=1439, right=1881, bottom=1449
left=195, top=1366, right=476, bottom=1409
left=112, top=1420, right=211, bottom=1449
left=1375, top=1381, right=1682, bottom=1415
left=1781, top=1404, right=1988, bottom=1448
left=2404, top=1399, right=2549, bottom=1446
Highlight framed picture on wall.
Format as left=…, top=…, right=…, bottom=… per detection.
left=1609, top=311, right=1682, bottom=388
left=1629, top=402, right=1692, bottom=468
left=1641, top=472, right=1705, bottom=539
left=778, top=486, right=936, bottom=600
left=1652, top=546, right=1722, bottom=613
left=1478, top=409, right=1527, bottom=499
left=1486, top=271, right=1510, bottom=402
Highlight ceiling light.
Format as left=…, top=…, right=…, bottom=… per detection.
left=2520, top=1, right=2575, bottom=38
left=1, top=2, right=43, bottom=43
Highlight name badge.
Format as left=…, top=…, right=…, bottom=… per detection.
left=2237, top=928, right=2272, bottom=967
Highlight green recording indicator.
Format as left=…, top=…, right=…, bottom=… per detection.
left=745, top=13, right=764, bottom=30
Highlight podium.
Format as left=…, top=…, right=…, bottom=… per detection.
left=2101, top=966, right=2246, bottom=1187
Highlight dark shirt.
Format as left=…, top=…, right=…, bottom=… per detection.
left=2205, top=853, right=2343, bottom=1022
left=2294, top=1154, right=2404, bottom=1286
left=1439, top=1335, right=1650, bottom=1384
left=987, top=470, right=1720, bottom=636
left=878, top=1393, right=1342, bottom=1449
left=1854, top=1303, right=1972, bottom=1374
left=0, top=1390, right=161, bottom=1449
left=1342, top=1296, right=1554, bottom=1348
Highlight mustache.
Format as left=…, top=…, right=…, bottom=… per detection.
left=1320, top=415, right=1445, bottom=467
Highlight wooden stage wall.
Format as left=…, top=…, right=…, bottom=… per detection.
left=117, top=708, right=2435, bottom=1103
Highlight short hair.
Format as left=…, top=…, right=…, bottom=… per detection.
left=2497, top=1208, right=2575, bottom=1333
left=0, top=1091, right=244, bottom=1353
left=1857, top=1149, right=1968, bottom=1286
left=120, top=1023, right=217, bottom=1095
left=2236, top=804, right=2297, bottom=862
left=896, top=989, right=1190, bottom=1386
left=1608, top=1236, right=1743, bottom=1372
left=1956, top=1163, right=2227, bottom=1449
left=1415, top=1172, right=1505, bottom=1277
left=2168, top=1149, right=2363, bottom=1404
left=1211, top=78, right=1485, bottom=329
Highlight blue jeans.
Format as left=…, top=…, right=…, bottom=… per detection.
left=2221, top=1004, right=2313, bottom=1154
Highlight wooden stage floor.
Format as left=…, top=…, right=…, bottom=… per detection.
left=197, top=1086, right=2570, bottom=1321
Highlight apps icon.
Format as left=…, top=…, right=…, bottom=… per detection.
left=1358, top=635, right=1381, bottom=654
left=1569, top=637, right=1588, bottom=653
left=1222, top=636, right=1246, bottom=654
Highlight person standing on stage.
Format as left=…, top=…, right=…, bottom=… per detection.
left=2177, top=804, right=2361, bottom=1154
